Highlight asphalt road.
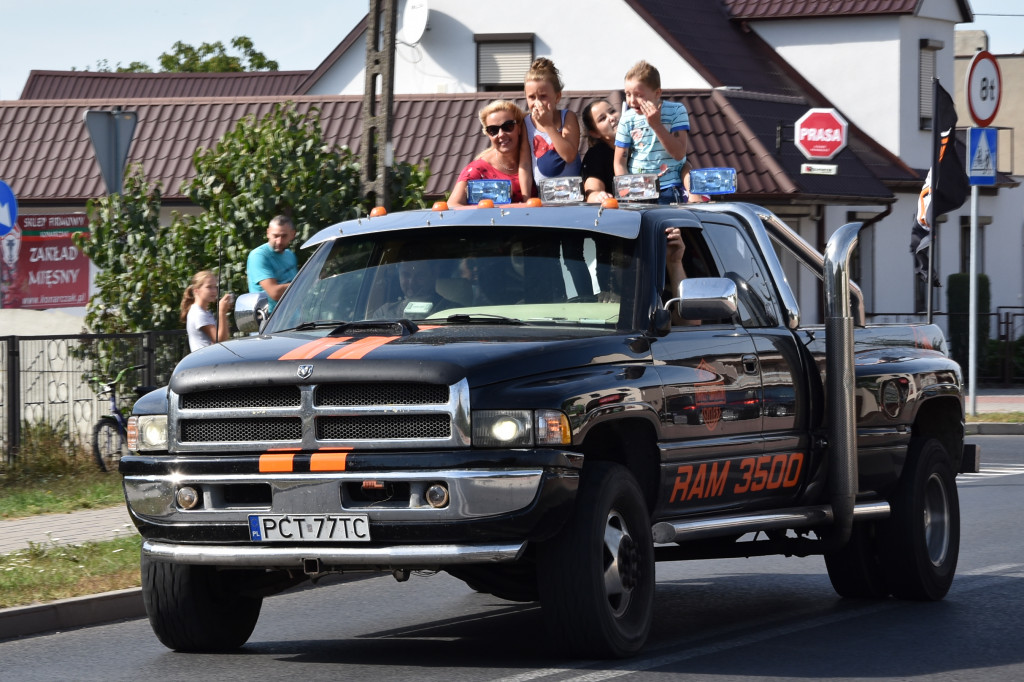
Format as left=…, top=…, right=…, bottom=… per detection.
left=2, top=433, right=1022, bottom=681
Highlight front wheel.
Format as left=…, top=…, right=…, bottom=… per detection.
left=824, top=521, right=890, bottom=598
left=142, top=555, right=263, bottom=652
left=882, top=437, right=961, bottom=600
left=92, top=416, right=126, bottom=472
left=537, top=461, right=655, bottom=658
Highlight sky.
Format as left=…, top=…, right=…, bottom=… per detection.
left=1, top=0, right=1022, bottom=101
left=0, top=1, right=366, bottom=100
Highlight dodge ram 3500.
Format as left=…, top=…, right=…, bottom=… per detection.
left=123, top=200, right=976, bottom=657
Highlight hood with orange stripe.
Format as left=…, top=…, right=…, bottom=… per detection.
left=170, top=326, right=650, bottom=396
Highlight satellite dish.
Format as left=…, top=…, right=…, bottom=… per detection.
left=396, top=0, right=429, bottom=44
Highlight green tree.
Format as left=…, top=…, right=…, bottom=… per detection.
left=76, top=170, right=198, bottom=334
left=76, top=36, right=276, bottom=74
left=76, top=103, right=429, bottom=334
left=159, top=36, right=279, bottom=72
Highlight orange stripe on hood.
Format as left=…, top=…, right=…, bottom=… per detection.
left=279, top=336, right=352, bottom=360
left=327, top=336, right=398, bottom=360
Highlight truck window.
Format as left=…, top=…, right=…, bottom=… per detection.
left=701, top=221, right=780, bottom=328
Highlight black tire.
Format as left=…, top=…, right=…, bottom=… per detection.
left=537, top=461, right=654, bottom=658
left=142, top=555, right=263, bottom=652
left=824, top=521, right=890, bottom=598
left=92, top=416, right=126, bottom=472
left=882, top=437, right=961, bottom=600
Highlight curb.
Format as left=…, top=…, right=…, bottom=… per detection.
left=0, top=587, right=145, bottom=641
left=966, top=422, right=1024, bottom=435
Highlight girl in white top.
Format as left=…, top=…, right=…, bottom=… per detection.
left=180, top=270, right=233, bottom=352
left=520, top=57, right=581, bottom=197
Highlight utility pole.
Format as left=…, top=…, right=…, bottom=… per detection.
left=360, top=0, right=397, bottom=210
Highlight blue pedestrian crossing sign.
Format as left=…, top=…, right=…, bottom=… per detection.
left=968, top=127, right=997, bottom=186
left=0, top=180, right=16, bottom=237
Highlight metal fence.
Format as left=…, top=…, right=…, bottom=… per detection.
left=1, top=330, right=189, bottom=465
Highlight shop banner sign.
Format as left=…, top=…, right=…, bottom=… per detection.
left=1, top=214, right=90, bottom=309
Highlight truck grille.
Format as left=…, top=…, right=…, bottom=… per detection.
left=316, top=414, right=451, bottom=440
left=169, top=379, right=470, bottom=452
left=181, top=418, right=302, bottom=442
left=180, top=386, right=301, bottom=409
left=315, top=383, right=448, bottom=406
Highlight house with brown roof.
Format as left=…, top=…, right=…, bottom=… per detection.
left=2, top=0, right=1020, bottom=333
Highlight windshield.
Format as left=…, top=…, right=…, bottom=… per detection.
left=267, top=225, right=637, bottom=332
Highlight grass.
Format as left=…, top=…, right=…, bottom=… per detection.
left=966, top=411, right=1024, bottom=423
left=0, top=536, right=141, bottom=609
left=1, top=420, right=125, bottom=520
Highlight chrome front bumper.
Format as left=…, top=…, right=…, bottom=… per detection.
left=142, top=538, right=526, bottom=569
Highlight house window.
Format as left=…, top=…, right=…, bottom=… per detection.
left=475, top=34, right=534, bottom=91
left=919, top=39, right=943, bottom=130
left=959, top=215, right=990, bottom=274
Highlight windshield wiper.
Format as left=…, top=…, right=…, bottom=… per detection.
left=445, top=313, right=525, bottom=325
left=286, top=320, right=349, bottom=332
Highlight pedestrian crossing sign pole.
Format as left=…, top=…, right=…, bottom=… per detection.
left=966, top=126, right=998, bottom=415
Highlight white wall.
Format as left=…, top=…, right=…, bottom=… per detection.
left=310, top=0, right=709, bottom=96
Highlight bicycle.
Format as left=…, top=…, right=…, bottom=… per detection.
left=88, top=363, right=150, bottom=472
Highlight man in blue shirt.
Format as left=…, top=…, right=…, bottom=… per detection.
left=246, top=215, right=298, bottom=312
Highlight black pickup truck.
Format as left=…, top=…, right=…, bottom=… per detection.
left=123, top=201, right=976, bottom=657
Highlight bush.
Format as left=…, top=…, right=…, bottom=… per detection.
left=1, top=420, right=90, bottom=483
left=947, top=272, right=990, bottom=379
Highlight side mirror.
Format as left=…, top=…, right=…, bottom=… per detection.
left=235, top=292, right=269, bottom=334
left=664, top=277, right=738, bottom=322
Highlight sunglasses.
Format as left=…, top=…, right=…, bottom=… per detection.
left=485, top=120, right=517, bottom=136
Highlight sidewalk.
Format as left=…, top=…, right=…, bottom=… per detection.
left=0, top=505, right=137, bottom=556
left=2, top=387, right=1023, bottom=640
left=0, top=506, right=144, bottom=641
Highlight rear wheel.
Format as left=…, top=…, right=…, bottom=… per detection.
left=537, top=461, right=654, bottom=658
left=142, top=555, right=263, bottom=652
left=92, top=416, right=126, bottom=472
left=882, top=437, right=960, bottom=600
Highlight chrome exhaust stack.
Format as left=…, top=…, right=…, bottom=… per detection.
left=822, top=221, right=864, bottom=548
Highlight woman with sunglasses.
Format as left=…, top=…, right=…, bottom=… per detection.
left=448, top=100, right=527, bottom=207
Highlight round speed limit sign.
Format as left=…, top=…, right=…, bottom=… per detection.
left=966, top=50, right=1001, bottom=127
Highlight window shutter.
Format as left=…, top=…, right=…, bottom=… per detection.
left=478, top=42, right=533, bottom=88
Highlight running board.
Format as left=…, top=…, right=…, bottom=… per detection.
left=650, top=501, right=890, bottom=544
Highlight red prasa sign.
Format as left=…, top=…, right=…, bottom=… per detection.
left=0, top=214, right=90, bottom=309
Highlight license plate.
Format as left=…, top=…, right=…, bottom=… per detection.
left=248, top=514, right=371, bottom=542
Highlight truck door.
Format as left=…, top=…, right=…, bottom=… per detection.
left=652, top=223, right=765, bottom=516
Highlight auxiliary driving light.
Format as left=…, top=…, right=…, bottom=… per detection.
left=175, top=486, right=200, bottom=510
left=425, top=483, right=450, bottom=508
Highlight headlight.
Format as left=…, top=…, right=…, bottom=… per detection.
left=127, top=415, right=168, bottom=451
left=471, top=409, right=571, bottom=447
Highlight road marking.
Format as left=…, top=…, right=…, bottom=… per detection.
left=491, top=563, right=1022, bottom=682
left=957, top=463, right=1024, bottom=484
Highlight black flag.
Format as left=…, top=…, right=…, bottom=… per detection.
left=912, top=80, right=969, bottom=285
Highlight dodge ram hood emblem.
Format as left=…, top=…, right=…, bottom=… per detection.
left=297, top=364, right=314, bottom=379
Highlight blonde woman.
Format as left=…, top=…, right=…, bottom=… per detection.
left=180, top=270, right=233, bottom=352
left=448, top=100, right=527, bottom=207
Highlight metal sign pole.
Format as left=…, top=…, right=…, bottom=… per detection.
left=969, top=185, right=978, bottom=416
